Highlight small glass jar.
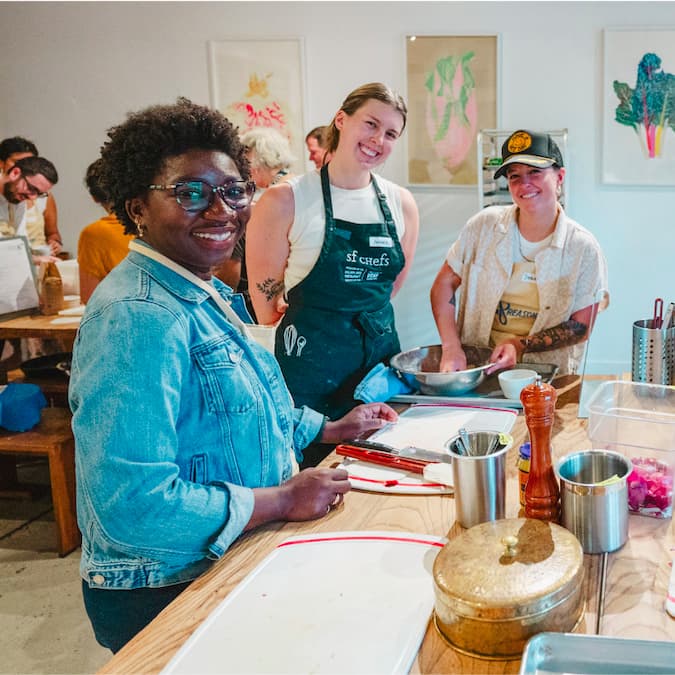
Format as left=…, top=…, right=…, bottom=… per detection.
left=517, top=443, right=531, bottom=507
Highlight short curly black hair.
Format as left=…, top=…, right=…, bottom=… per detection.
left=99, top=97, right=250, bottom=235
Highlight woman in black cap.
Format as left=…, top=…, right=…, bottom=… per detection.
left=430, top=130, right=608, bottom=376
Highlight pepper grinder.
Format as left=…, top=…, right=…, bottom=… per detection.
left=521, top=375, right=560, bottom=521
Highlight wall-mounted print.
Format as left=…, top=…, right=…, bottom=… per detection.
left=208, top=38, right=306, bottom=176
left=603, top=29, right=675, bottom=186
left=406, top=35, right=499, bottom=187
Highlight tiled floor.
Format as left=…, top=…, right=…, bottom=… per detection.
left=0, top=460, right=109, bottom=675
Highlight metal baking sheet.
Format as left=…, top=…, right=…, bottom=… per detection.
left=520, top=632, right=675, bottom=674
left=390, top=363, right=558, bottom=409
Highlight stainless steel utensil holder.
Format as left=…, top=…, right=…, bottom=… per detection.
left=631, top=319, right=675, bottom=385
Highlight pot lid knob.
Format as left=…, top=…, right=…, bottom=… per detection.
left=501, top=535, right=518, bottom=557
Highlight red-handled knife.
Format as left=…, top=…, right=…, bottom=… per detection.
left=336, top=444, right=431, bottom=474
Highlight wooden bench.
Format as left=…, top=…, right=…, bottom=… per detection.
left=0, top=407, right=80, bottom=556
left=7, top=375, right=70, bottom=408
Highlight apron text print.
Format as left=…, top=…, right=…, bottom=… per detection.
left=345, top=250, right=391, bottom=266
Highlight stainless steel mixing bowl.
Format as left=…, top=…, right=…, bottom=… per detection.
left=390, top=345, right=493, bottom=396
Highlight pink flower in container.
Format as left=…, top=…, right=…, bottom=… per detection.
left=627, top=457, right=673, bottom=518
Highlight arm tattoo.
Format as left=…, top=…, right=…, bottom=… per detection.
left=256, top=277, right=285, bottom=302
left=520, top=319, right=588, bottom=353
left=448, top=291, right=457, bottom=306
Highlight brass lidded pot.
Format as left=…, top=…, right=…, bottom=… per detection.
left=433, top=518, right=584, bottom=659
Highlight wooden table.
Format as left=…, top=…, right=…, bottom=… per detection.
left=99, top=377, right=675, bottom=674
left=0, top=305, right=80, bottom=353
left=0, top=299, right=80, bottom=491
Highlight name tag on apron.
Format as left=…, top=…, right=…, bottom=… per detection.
left=522, top=271, right=537, bottom=283
left=369, top=235, right=393, bottom=248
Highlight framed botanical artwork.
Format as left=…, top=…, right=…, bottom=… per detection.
left=405, top=34, right=499, bottom=187
left=207, top=38, right=307, bottom=176
left=603, top=28, right=675, bottom=186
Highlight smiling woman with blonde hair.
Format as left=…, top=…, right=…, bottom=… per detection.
left=247, top=83, right=419, bottom=465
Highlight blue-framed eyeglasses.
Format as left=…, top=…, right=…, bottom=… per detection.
left=148, top=180, right=256, bottom=212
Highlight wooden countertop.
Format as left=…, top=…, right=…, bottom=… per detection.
left=0, top=298, right=81, bottom=350
left=98, top=377, right=675, bottom=674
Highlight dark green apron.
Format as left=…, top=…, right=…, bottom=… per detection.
left=275, top=164, right=405, bottom=419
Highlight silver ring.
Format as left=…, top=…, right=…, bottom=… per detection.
left=326, top=493, right=343, bottom=515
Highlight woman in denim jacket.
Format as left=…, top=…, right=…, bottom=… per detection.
left=69, top=98, right=397, bottom=653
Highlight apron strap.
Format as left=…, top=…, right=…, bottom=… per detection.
left=320, top=164, right=396, bottom=232
left=370, top=175, right=396, bottom=231
left=319, top=164, right=336, bottom=233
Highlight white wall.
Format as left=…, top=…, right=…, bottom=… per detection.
left=2, top=1, right=674, bottom=374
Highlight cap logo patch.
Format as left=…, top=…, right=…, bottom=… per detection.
left=507, top=131, right=532, bottom=153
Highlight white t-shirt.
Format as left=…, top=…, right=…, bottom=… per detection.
left=0, top=195, right=27, bottom=238
left=285, top=170, right=405, bottom=291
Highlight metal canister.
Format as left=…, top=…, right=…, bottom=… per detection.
left=433, top=518, right=584, bottom=659
left=518, top=443, right=531, bottom=507
left=556, top=449, right=631, bottom=554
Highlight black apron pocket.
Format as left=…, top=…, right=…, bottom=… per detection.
left=356, top=303, right=395, bottom=339
left=355, top=303, right=400, bottom=368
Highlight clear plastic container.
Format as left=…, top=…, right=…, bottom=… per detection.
left=586, top=380, right=675, bottom=519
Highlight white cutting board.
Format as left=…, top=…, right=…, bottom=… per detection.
left=368, top=403, right=517, bottom=453
left=338, top=457, right=454, bottom=494
left=162, top=532, right=445, bottom=675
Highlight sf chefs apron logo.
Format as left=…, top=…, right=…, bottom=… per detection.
left=344, top=249, right=391, bottom=283
left=345, top=250, right=391, bottom=266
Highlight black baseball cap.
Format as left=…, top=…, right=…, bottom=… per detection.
left=493, top=130, right=564, bottom=179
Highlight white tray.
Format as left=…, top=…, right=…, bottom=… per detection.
left=368, top=403, right=517, bottom=452
left=338, top=457, right=454, bottom=494
left=162, top=531, right=445, bottom=675
left=391, top=392, right=522, bottom=409
left=340, top=404, right=516, bottom=495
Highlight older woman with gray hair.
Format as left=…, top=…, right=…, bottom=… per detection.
left=213, top=127, right=295, bottom=315
left=240, top=127, right=295, bottom=195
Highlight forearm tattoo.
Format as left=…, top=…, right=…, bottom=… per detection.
left=520, top=320, right=588, bottom=353
left=256, top=277, right=285, bottom=302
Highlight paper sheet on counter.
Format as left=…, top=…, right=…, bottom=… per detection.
left=49, top=316, right=81, bottom=325
left=368, top=404, right=517, bottom=453
left=57, top=305, right=85, bottom=316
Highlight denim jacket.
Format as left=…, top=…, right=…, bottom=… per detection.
left=69, top=245, right=324, bottom=590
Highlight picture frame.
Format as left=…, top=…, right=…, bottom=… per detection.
left=405, top=34, right=499, bottom=187
left=602, top=28, right=675, bottom=186
left=207, top=38, right=307, bottom=176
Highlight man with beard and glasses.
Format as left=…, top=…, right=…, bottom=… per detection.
left=0, top=155, right=59, bottom=252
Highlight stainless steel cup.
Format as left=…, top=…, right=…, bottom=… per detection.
left=556, top=449, right=632, bottom=553
left=446, top=431, right=512, bottom=528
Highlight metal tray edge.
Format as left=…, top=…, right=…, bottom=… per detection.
left=520, top=632, right=675, bottom=675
